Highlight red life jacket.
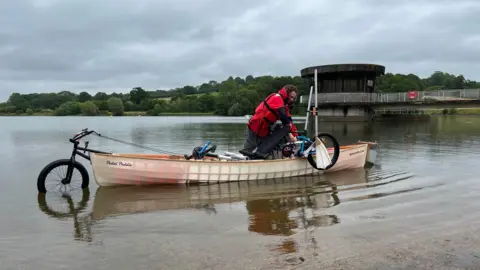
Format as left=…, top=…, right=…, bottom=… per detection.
left=248, top=87, right=297, bottom=137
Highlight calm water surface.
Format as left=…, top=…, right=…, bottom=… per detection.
left=1, top=115, right=480, bottom=269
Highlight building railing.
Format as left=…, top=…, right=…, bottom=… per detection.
left=299, top=89, right=480, bottom=105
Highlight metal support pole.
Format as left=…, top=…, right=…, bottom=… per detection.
left=314, top=69, right=318, bottom=137
left=303, top=85, right=313, bottom=133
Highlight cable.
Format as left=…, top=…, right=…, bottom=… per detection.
left=93, top=133, right=181, bottom=155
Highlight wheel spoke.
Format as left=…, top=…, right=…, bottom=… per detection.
left=40, top=163, right=87, bottom=194
left=52, top=169, right=63, bottom=181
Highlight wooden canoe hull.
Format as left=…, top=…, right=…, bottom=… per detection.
left=90, top=143, right=371, bottom=186
left=356, top=140, right=378, bottom=165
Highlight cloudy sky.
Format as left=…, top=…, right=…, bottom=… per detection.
left=0, top=0, right=479, bottom=101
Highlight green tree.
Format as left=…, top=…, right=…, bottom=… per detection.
left=80, top=101, right=99, bottom=116
left=150, top=104, right=164, bottom=116
left=7, top=93, right=30, bottom=111
left=197, top=93, right=216, bottom=112
left=140, top=99, right=155, bottom=111
left=123, top=100, right=137, bottom=111
left=93, top=100, right=108, bottom=111
left=54, top=102, right=81, bottom=116
left=78, top=91, right=92, bottom=102
left=129, top=87, right=148, bottom=104
left=107, top=97, right=124, bottom=116
left=181, top=85, right=197, bottom=95
left=93, top=92, right=108, bottom=100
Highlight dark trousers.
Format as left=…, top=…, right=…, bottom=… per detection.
left=243, top=129, right=265, bottom=152
left=242, top=126, right=290, bottom=158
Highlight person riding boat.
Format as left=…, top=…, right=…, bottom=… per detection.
left=240, top=85, right=299, bottom=159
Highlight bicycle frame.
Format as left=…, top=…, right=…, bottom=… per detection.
left=293, top=135, right=316, bottom=157
left=69, top=129, right=110, bottom=161
left=64, top=129, right=110, bottom=184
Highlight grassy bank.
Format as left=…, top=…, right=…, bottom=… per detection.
left=0, top=111, right=217, bottom=117
left=123, top=111, right=216, bottom=116
left=0, top=111, right=54, bottom=116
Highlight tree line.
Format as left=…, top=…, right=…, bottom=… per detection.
left=1, top=71, right=479, bottom=116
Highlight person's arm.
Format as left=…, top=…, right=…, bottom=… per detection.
left=285, top=107, right=298, bottom=137
left=267, top=95, right=292, bottom=125
left=277, top=107, right=291, bottom=125
left=289, top=122, right=298, bottom=137
left=280, top=109, right=298, bottom=142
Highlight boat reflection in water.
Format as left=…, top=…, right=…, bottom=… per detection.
left=37, top=167, right=372, bottom=249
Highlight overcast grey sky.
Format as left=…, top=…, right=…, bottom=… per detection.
left=0, top=0, right=479, bottom=101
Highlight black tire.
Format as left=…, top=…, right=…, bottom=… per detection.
left=307, top=133, right=340, bottom=170
left=37, top=159, right=90, bottom=193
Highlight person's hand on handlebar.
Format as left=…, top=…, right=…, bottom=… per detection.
left=288, top=133, right=297, bottom=142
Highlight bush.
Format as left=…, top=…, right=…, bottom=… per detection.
left=80, top=101, right=99, bottom=116
left=107, top=97, right=124, bottom=116
left=54, top=102, right=81, bottom=116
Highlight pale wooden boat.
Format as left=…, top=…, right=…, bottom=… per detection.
left=90, top=143, right=374, bottom=186
left=356, top=140, right=378, bottom=165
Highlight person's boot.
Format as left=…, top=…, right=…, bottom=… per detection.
left=239, top=148, right=268, bottom=159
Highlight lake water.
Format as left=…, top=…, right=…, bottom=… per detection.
left=1, top=115, right=480, bottom=269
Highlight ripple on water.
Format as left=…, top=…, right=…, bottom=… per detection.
left=22, top=163, right=480, bottom=270
left=41, top=166, right=445, bottom=235
left=4, top=115, right=480, bottom=269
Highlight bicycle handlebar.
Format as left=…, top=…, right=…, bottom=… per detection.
left=69, top=128, right=100, bottom=143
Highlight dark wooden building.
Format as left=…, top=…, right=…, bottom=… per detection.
left=298, top=63, right=386, bottom=123
left=300, top=64, right=385, bottom=93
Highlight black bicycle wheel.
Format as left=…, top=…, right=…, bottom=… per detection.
left=37, top=159, right=89, bottom=193
left=307, top=133, right=340, bottom=170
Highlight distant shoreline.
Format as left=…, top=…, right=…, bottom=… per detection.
left=1, top=108, right=480, bottom=117
left=0, top=111, right=217, bottom=117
